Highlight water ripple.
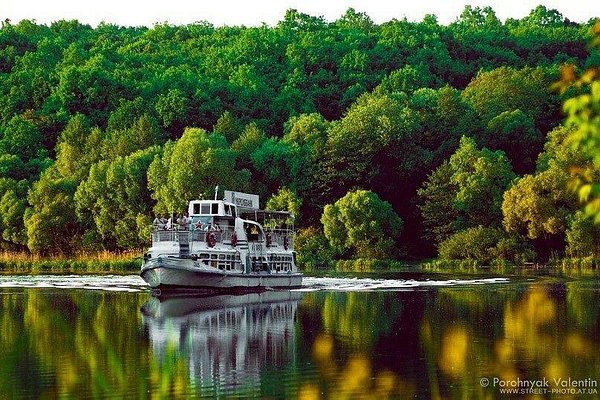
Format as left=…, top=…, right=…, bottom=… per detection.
left=0, top=274, right=509, bottom=293
left=0, top=274, right=147, bottom=292
left=298, top=276, right=509, bottom=291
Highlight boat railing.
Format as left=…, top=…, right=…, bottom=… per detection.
left=265, top=228, right=294, bottom=250
left=152, top=225, right=236, bottom=244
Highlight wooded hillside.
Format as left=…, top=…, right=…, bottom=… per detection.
left=0, top=6, right=598, bottom=264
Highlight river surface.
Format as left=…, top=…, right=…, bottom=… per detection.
left=0, top=273, right=598, bottom=399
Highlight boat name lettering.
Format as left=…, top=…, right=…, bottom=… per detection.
left=224, top=190, right=259, bottom=209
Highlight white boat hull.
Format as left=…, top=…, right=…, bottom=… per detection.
left=141, top=257, right=302, bottom=291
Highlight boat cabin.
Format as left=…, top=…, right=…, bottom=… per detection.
left=188, top=200, right=237, bottom=219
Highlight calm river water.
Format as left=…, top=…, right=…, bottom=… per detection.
left=0, top=273, right=598, bottom=399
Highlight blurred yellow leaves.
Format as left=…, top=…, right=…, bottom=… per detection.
left=301, top=333, right=409, bottom=399
left=439, top=325, right=469, bottom=378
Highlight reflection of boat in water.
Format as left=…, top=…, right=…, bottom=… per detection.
left=140, top=190, right=302, bottom=291
left=141, top=291, right=303, bottom=396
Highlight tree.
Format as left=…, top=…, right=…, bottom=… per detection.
left=294, top=227, right=334, bottom=270
left=265, top=187, right=302, bottom=221
left=54, top=114, right=103, bottom=182
left=213, top=111, right=242, bottom=144
left=485, top=109, right=541, bottom=174
left=449, top=136, right=516, bottom=226
left=377, top=64, right=435, bottom=95
left=565, top=211, right=600, bottom=258
left=438, top=226, right=504, bottom=264
left=147, top=128, right=249, bottom=213
left=0, top=178, right=28, bottom=247
left=0, top=115, right=44, bottom=161
left=321, top=189, right=403, bottom=259
left=316, top=92, right=422, bottom=204
left=417, top=161, right=459, bottom=244
left=75, top=147, right=159, bottom=249
left=155, top=88, right=188, bottom=135
left=23, top=168, right=80, bottom=254
left=502, top=162, right=576, bottom=240
left=462, top=66, right=557, bottom=132
left=438, top=226, right=535, bottom=264
left=418, top=136, right=516, bottom=248
left=102, top=115, right=159, bottom=159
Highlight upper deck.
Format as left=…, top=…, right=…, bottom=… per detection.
left=151, top=196, right=295, bottom=252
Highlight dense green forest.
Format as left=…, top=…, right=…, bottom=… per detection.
left=0, top=6, right=598, bottom=266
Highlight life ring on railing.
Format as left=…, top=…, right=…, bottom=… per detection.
left=207, top=232, right=217, bottom=248
left=266, top=232, right=272, bottom=247
left=231, top=231, right=238, bottom=247
left=283, top=235, right=289, bottom=250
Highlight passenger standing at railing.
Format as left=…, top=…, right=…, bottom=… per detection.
left=182, top=213, right=193, bottom=230
left=153, top=216, right=167, bottom=230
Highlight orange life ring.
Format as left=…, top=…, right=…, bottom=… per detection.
left=231, top=232, right=238, bottom=247
left=207, top=232, right=217, bottom=247
left=266, top=232, right=272, bottom=247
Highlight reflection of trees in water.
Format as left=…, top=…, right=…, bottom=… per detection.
left=320, top=292, right=402, bottom=350
left=298, top=291, right=419, bottom=398
left=1, top=282, right=597, bottom=398
left=422, top=283, right=600, bottom=399
left=298, top=284, right=599, bottom=399
left=0, top=290, right=154, bottom=398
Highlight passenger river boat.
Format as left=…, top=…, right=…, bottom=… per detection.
left=140, top=190, right=303, bottom=291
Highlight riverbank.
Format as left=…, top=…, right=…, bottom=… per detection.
left=0, top=251, right=597, bottom=277
left=0, top=251, right=141, bottom=274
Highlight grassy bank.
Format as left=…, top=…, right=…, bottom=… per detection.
left=0, top=251, right=142, bottom=274
left=303, top=257, right=599, bottom=278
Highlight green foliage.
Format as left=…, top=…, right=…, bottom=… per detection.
left=24, top=168, right=80, bottom=254
left=419, top=137, right=516, bottom=244
left=462, top=67, right=557, bottom=131
left=438, top=226, right=535, bottom=265
left=213, top=111, right=243, bottom=144
left=565, top=211, right=600, bottom=258
left=75, top=147, right=160, bottom=249
left=438, top=226, right=504, bottom=264
left=321, top=189, right=403, bottom=259
left=485, top=109, right=541, bottom=174
left=148, top=128, right=249, bottom=213
left=265, top=187, right=302, bottom=220
left=502, top=162, right=576, bottom=239
left=294, top=227, right=334, bottom=271
left=0, top=8, right=595, bottom=260
left=0, top=115, right=45, bottom=161
left=54, top=114, right=102, bottom=182
left=417, top=161, right=458, bottom=244
left=449, top=136, right=516, bottom=225
left=155, top=89, right=188, bottom=134
left=563, top=80, right=600, bottom=223
left=0, top=185, right=27, bottom=246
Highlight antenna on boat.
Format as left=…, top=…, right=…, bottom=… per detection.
left=214, top=185, right=219, bottom=200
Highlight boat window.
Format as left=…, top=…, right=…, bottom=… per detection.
left=193, top=203, right=200, bottom=215
left=245, top=223, right=260, bottom=241
left=224, top=204, right=230, bottom=215
left=211, top=203, right=219, bottom=214
left=201, top=204, right=210, bottom=215
left=219, top=254, right=225, bottom=260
